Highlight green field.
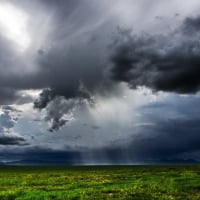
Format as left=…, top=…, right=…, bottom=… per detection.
left=0, top=165, right=200, bottom=199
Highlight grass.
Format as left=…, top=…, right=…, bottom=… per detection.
left=0, top=165, right=200, bottom=199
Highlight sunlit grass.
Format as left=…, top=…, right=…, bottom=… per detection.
left=0, top=165, right=200, bottom=199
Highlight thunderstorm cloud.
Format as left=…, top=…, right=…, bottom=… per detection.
left=0, top=0, right=200, bottom=163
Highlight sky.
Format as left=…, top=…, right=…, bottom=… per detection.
left=1, top=0, right=200, bottom=164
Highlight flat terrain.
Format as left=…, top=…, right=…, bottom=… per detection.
left=0, top=165, right=200, bottom=199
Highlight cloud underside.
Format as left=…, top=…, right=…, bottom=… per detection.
left=0, top=135, right=28, bottom=145
left=110, top=17, right=200, bottom=93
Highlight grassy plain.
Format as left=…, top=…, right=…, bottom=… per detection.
left=0, top=165, right=200, bottom=199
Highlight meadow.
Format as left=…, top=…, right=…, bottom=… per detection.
left=0, top=165, right=200, bottom=199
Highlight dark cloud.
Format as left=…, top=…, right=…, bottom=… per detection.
left=34, top=89, right=55, bottom=110
left=0, top=135, right=28, bottom=146
left=34, top=86, right=95, bottom=131
left=1, top=1, right=200, bottom=99
left=34, top=12, right=200, bottom=132
left=110, top=16, right=200, bottom=93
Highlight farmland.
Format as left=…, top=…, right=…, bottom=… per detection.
left=0, top=165, right=200, bottom=199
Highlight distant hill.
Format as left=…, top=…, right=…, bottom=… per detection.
left=0, top=158, right=198, bottom=166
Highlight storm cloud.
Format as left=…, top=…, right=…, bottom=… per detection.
left=1, top=1, right=200, bottom=101
left=110, top=16, right=200, bottom=93
left=0, top=135, right=27, bottom=146
left=0, top=0, right=200, bottom=163
left=1, top=1, right=200, bottom=131
left=31, top=13, right=200, bottom=130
